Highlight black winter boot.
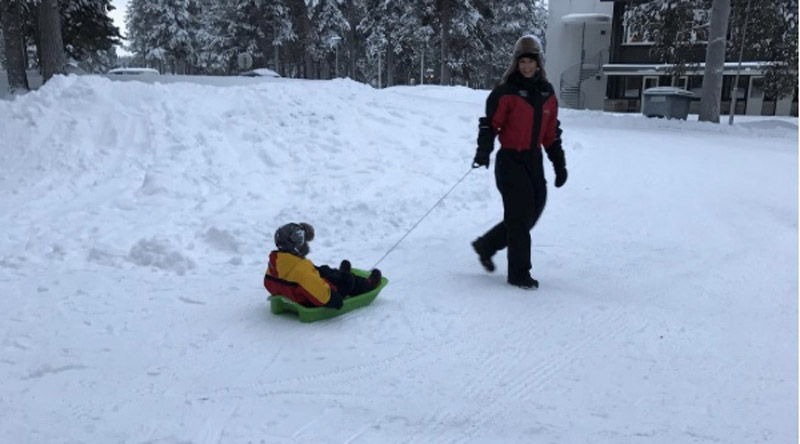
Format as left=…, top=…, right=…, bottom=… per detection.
left=367, top=269, right=382, bottom=289
left=339, top=259, right=351, bottom=274
left=471, top=240, right=495, bottom=273
left=508, top=275, right=539, bottom=290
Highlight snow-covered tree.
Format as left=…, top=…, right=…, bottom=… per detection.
left=624, top=0, right=711, bottom=81
left=359, top=0, right=422, bottom=86
left=127, top=0, right=195, bottom=73
left=306, top=0, right=350, bottom=78
left=442, top=0, right=487, bottom=85
left=38, top=0, right=66, bottom=82
left=338, top=0, right=368, bottom=79
left=728, top=0, right=798, bottom=99
left=62, top=0, right=121, bottom=72
left=0, top=27, right=5, bottom=69
left=193, top=0, right=294, bottom=75
left=476, top=0, right=547, bottom=87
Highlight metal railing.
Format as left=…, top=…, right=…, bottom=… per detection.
left=559, top=50, right=606, bottom=109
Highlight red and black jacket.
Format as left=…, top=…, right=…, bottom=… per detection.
left=476, top=72, right=563, bottom=167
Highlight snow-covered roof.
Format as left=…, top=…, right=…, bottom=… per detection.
left=561, top=13, right=612, bottom=25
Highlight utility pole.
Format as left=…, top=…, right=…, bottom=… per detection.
left=331, top=36, right=342, bottom=78
left=273, top=28, right=281, bottom=75
left=378, top=51, right=382, bottom=88
left=420, top=45, right=424, bottom=85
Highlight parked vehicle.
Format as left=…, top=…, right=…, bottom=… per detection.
left=240, top=68, right=280, bottom=78
left=107, top=68, right=160, bottom=75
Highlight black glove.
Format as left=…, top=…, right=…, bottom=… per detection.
left=554, top=167, right=568, bottom=188
left=473, top=117, right=494, bottom=169
left=472, top=152, right=490, bottom=169
left=545, top=124, right=568, bottom=188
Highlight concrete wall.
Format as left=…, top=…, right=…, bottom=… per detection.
left=545, top=0, right=613, bottom=110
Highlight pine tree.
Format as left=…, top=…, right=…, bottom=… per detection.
left=193, top=0, right=246, bottom=74
left=443, top=0, right=486, bottom=86
left=624, top=0, right=711, bottom=82
left=1, top=0, right=30, bottom=92
left=728, top=0, right=798, bottom=99
left=432, top=0, right=504, bottom=86
left=309, top=0, right=349, bottom=79
left=0, top=27, right=5, bottom=69
left=61, top=0, right=121, bottom=72
left=359, top=0, right=421, bottom=86
left=127, top=0, right=194, bottom=73
left=38, top=0, right=66, bottom=82
left=340, top=0, right=369, bottom=79
left=476, top=0, right=547, bottom=88
left=193, top=0, right=288, bottom=75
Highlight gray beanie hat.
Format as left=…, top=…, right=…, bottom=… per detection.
left=502, top=35, right=547, bottom=83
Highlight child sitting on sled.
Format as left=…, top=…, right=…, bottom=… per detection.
left=263, top=222, right=382, bottom=309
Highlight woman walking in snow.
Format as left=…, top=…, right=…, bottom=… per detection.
left=470, top=35, right=568, bottom=290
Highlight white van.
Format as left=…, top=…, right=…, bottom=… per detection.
left=107, top=67, right=160, bottom=75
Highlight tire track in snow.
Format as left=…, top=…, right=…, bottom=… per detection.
left=451, top=306, right=641, bottom=444
left=409, top=303, right=639, bottom=444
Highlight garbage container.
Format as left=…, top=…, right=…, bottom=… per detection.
left=642, top=87, right=695, bottom=119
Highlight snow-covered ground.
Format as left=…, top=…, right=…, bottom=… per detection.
left=0, top=75, right=797, bottom=443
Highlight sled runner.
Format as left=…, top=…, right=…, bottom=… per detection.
left=269, top=268, right=388, bottom=322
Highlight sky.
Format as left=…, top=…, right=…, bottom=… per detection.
left=0, top=73, right=796, bottom=442
left=110, top=0, right=128, bottom=55
left=110, top=0, right=127, bottom=37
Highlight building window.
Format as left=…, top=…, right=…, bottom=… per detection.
left=642, top=76, right=659, bottom=92
left=749, top=77, right=764, bottom=99
left=722, top=76, right=748, bottom=100
left=624, top=77, right=643, bottom=98
left=688, top=76, right=703, bottom=96
left=673, top=76, right=689, bottom=89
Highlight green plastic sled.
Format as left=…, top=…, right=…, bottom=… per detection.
left=269, top=268, right=388, bottom=322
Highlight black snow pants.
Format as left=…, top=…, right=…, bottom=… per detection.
left=476, top=148, right=547, bottom=280
left=317, top=266, right=373, bottom=296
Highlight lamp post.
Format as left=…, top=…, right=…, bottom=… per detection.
left=420, top=36, right=429, bottom=85
left=378, top=51, right=382, bottom=88
left=420, top=41, right=425, bottom=85
left=330, top=36, right=342, bottom=78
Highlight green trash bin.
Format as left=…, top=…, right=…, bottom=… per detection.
left=642, top=87, right=695, bottom=119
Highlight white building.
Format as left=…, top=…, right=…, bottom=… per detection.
left=546, top=0, right=798, bottom=116
left=545, top=0, right=613, bottom=111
